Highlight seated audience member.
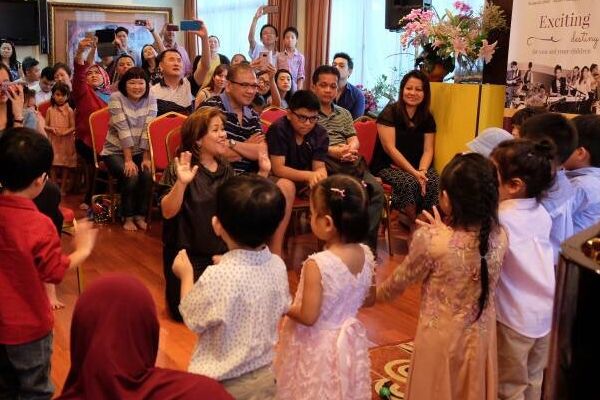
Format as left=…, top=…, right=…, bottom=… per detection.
left=201, top=62, right=266, bottom=174
left=248, top=6, right=278, bottom=63
left=331, top=52, right=365, bottom=119
left=565, top=115, right=600, bottom=232
left=102, top=67, right=156, bottom=231
left=0, top=39, right=21, bottom=81
left=173, top=174, right=290, bottom=400
left=276, top=27, right=305, bottom=91
left=19, top=56, right=41, bottom=90
left=35, top=66, right=55, bottom=105
left=370, top=70, right=439, bottom=228
left=0, top=127, right=97, bottom=400
left=467, top=127, right=513, bottom=158
left=194, top=35, right=231, bottom=88
left=114, top=26, right=141, bottom=66
left=521, top=112, right=578, bottom=263
left=160, top=107, right=270, bottom=321
left=153, top=21, right=210, bottom=115
left=139, top=21, right=166, bottom=85
left=72, top=37, right=112, bottom=208
left=110, top=54, right=135, bottom=92
left=159, top=22, right=192, bottom=76
left=231, top=53, right=248, bottom=66
left=195, top=63, right=229, bottom=108
left=255, top=65, right=279, bottom=105
left=312, top=65, right=384, bottom=252
left=510, top=106, right=547, bottom=137
left=267, top=90, right=328, bottom=193
left=53, top=62, right=72, bottom=89
left=56, top=275, right=233, bottom=400
left=268, top=69, right=292, bottom=108
left=201, top=62, right=294, bottom=257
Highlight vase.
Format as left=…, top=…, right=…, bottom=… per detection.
left=454, top=55, right=484, bottom=84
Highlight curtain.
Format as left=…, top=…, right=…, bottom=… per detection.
left=304, top=0, right=332, bottom=88
left=267, top=0, right=296, bottom=52
left=184, top=0, right=198, bottom=60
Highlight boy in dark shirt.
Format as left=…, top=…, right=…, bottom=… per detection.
left=267, top=90, right=328, bottom=193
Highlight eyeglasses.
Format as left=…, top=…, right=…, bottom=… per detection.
left=291, top=110, right=319, bottom=123
left=229, top=80, right=260, bottom=90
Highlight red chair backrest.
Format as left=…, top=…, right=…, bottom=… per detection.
left=88, top=107, right=110, bottom=167
left=354, top=117, right=378, bottom=165
left=261, top=106, right=287, bottom=125
left=148, top=112, right=187, bottom=175
left=165, top=127, right=182, bottom=163
left=38, top=101, right=51, bottom=118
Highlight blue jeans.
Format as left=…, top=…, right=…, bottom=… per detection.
left=0, top=334, right=53, bottom=400
left=102, top=153, right=152, bottom=218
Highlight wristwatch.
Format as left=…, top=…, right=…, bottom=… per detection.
left=228, top=139, right=237, bottom=149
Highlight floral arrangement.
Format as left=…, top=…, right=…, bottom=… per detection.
left=357, top=84, right=378, bottom=114
left=400, top=1, right=507, bottom=65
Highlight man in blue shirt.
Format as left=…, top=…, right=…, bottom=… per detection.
left=332, top=52, right=365, bottom=119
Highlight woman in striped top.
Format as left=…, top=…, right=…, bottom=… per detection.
left=101, top=67, right=157, bottom=231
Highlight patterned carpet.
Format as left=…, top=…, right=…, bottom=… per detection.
left=369, top=341, right=414, bottom=400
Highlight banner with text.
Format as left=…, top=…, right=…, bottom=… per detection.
left=505, top=0, right=600, bottom=115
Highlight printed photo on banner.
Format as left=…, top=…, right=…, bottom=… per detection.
left=505, top=0, right=600, bottom=115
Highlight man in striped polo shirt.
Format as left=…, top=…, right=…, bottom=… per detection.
left=201, top=62, right=295, bottom=257
left=312, top=65, right=384, bottom=253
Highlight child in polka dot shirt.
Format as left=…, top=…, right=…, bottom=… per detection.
left=173, top=174, right=291, bottom=400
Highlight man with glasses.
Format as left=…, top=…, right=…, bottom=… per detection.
left=267, top=90, right=328, bottom=194
left=202, top=62, right=294, bottom=257
left=312, top=65, right=384, bottom=253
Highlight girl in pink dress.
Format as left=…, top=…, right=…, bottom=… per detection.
left=45, top=82, right=76, bottom=195
left=275, top=175, right=374, bottom=400
left=377, top=153, right=508, bottom=400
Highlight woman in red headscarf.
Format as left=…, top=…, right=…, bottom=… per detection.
left=57, top=274, right=233, bottom=400
left=72, top=37, right=113, bottom=209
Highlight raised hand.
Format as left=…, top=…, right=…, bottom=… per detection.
left=172, top=249, right=193, bottom=279
left=174, top=151, right=199, bottom=184
left=145, top=19, right=154, bottom=32
left=415, top=206, right=445, bottom=229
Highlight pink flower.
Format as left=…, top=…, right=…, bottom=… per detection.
left=478, top=40, right=497, bottom=63
left=452, top=37, right=468, bottom=56
left=453, top=1, right=472, bottom=13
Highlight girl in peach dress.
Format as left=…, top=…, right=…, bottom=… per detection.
left=377, top=153, right=508, bottom=400
left=45, top=82, right=76, bottom=195
left=275, top=175, right=374, bottom=400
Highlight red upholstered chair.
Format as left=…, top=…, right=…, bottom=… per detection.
left=148, top=112, right=187, bottom=180
left=59, top=206, right=84, bottom=293
left=260, top=106, right=287, bottom=132
left=89, top=107, right=118, bottom=223
left=353, top=116, right=394, bottom=255
left=38, top=101, right=51, bottom=119
left=146, top=112, right=187, bottom=226
left=165, top=127, right=182, bottom=163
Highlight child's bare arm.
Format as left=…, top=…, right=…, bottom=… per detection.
left=68, top=219, right=98, bottom=268
left=172, top=249, right=194, bottom=300
left=287, top=259, right=322, bottom=326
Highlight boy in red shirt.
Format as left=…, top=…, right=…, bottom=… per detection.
left=0, top=127, right=97, bottom=399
